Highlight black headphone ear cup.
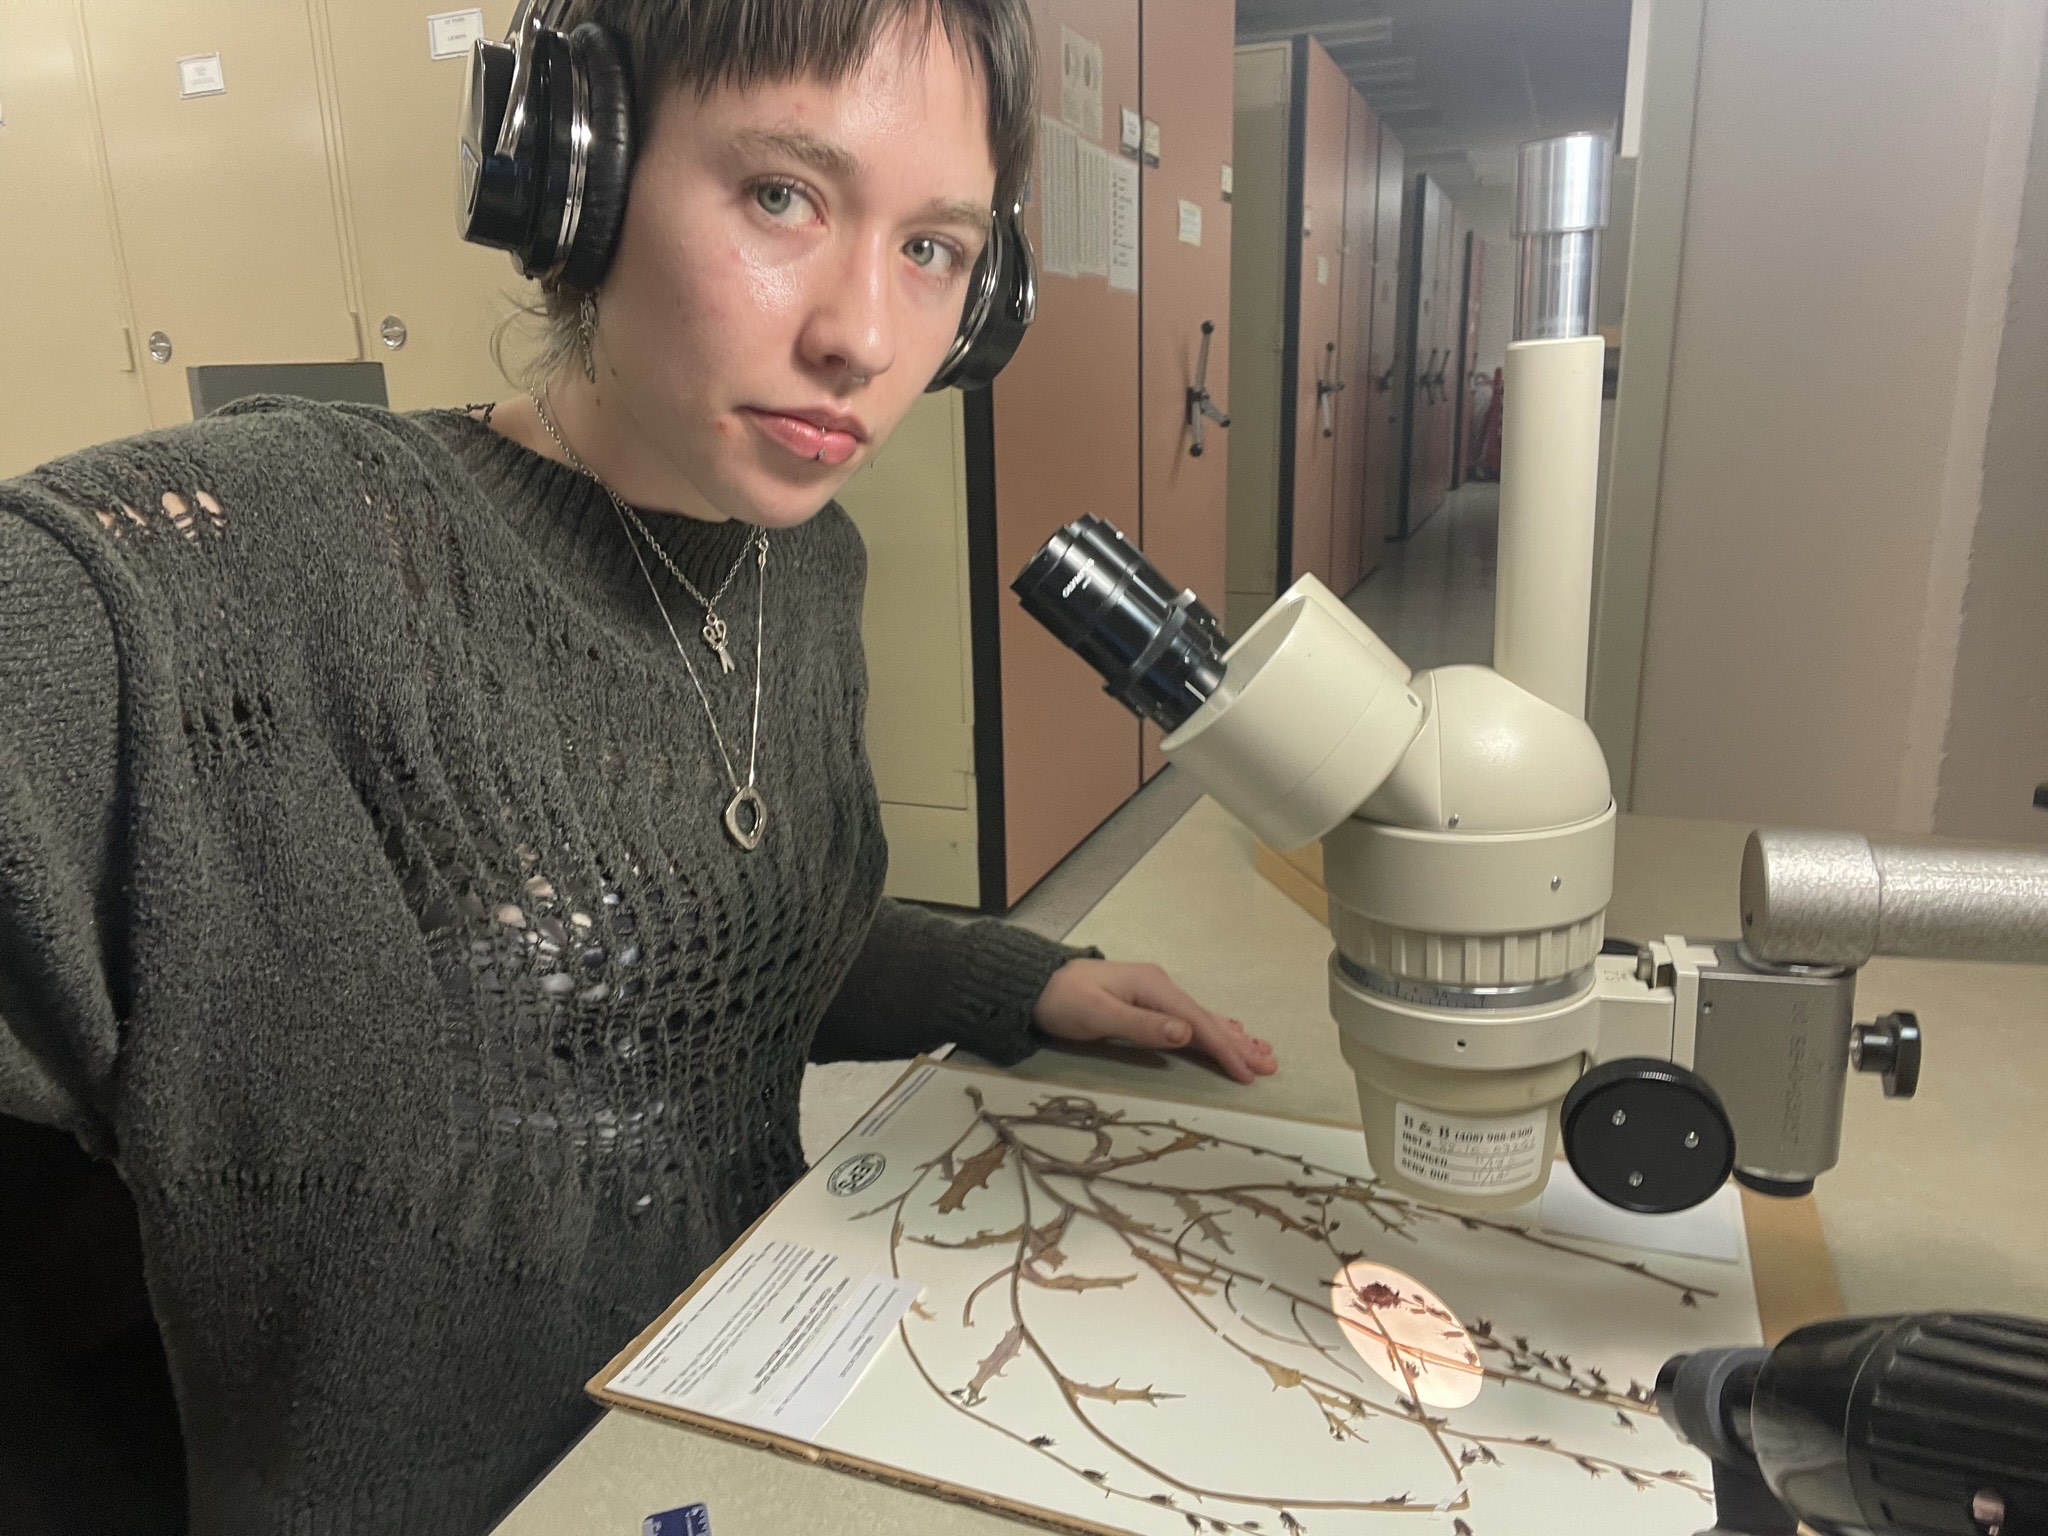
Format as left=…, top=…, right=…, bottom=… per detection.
left=928, top=208, right=1036, bottom=391
left=558, top=24, right=635, bottom=292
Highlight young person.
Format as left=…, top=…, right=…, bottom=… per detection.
left=0, top=2, right=1273, bottom=1531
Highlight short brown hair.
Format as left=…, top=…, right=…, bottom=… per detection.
left=501, top=0, right=1038, bottom=387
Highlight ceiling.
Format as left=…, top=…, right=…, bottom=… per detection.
left=1234, top=0, right=1633, bottom=192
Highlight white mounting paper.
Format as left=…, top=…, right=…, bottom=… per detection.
left=428, top=9, right=486, bottom=60
left=178, top=54, right=226, bottom=99
left=609, top=1063, right=1762, bottom=1536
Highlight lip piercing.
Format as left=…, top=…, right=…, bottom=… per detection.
left=814, top=448, right=826, bottom=462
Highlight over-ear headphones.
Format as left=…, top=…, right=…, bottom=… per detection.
left=456, top=0, right=1036, bottom=390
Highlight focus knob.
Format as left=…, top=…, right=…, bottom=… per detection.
left=1852, top=1010, right=1923, bottom=1099
left=1561, top=1057, right=1736, bottom=1214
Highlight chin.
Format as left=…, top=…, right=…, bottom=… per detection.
left=724, top=474, right=847, bottom=530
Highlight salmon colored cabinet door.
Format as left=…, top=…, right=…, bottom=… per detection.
left=991, top=0, right=1143, bottom=904
left=1138, top=0, right=1234, bottom=779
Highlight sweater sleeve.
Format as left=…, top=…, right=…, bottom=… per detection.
left=811, top=898, right=1101, bottom=1066
left=0, top=496, right=126, bottom=1154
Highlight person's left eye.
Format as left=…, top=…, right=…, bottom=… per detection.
left=904, top=236, right=963, bottom=276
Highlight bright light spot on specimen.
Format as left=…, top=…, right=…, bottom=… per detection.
left=1330, top=1260, right=1484, bottom=1408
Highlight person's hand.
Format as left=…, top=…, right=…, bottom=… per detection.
left=1030, top=959, right=1277, bottom=1085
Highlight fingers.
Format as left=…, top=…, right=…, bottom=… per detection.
left=1034, top=959, right=1278, bottom=1084
left=1120, top=966, right=1276, bottom=1084
left=1190, top=1012, right=1275, bottom=1084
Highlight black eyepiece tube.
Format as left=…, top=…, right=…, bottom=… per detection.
left=1010, top=515, right=1228, bottom=732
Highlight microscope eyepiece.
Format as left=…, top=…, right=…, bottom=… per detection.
left=1011, top=516, right=1227, bottom=732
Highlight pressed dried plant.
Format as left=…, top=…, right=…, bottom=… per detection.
left=854, top=1087, right=1717, bottom=1535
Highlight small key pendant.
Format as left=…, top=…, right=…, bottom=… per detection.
left=702, top=614, right=735, bottom=674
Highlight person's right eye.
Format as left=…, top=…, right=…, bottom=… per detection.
left=750, top=179, right=816, bottom=225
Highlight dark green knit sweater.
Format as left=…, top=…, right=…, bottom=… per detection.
left=0, top=397, right=1079, bottom=1533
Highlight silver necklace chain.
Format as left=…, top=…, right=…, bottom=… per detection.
left=530, top=390, right=770, bottom=850
left=533, top=396, right=756, bottom=673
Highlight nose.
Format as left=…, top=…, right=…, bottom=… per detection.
left=798, top=233, right=896, bottom=387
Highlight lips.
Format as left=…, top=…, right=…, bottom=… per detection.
left=741, top=407, right=866, bottom=468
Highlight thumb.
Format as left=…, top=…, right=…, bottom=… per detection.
left=1095, top=999, right=1194, bottom=1051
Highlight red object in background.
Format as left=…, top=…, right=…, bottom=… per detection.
left=1471, top=366, right=1504, bottom=481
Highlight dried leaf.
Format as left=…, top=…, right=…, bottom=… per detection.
left=1081, top=1469, right=1107, bottom=1484
left=1029, top=1271, right=1137, bottom=1293
left=1071, top=1377, right=1182, bottom=1405
left=959, top=1324, right=1024, bottom=1405
left=1171, top=1192, right=1234, bottom=1252
left=1455, top=1521, right=1475, bottom=1536
left=1133, top=1248, right=1218, bottom=1295
left=1026, top=1210, right=1072, bottom=1269
left=1028, top=1435, right=1055, bottom=1448
left=1259, top=1358, right=1305, bottom=1390
left=1279, top=1514, right=1306, bottom=1534
left=1615, top=1410, right=1636, bottom=1432
left=1233, top=1192, right=1311, bottom=1233
left=910, top=1225, right=1025, bottom=1250
left=908, top=1300, right=936, bottom=1321
left=1574, top=1456, right=1608, bottom=1479
left=935, top=1141, right=1009, bottom=1214
left=1680, top=1290, right=1700, bottom=1308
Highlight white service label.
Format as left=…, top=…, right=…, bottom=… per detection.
left=178, top=54, right=226, bottom=99
left=1394, top=1101, right=1548, bottom=1195
left=428, top=9, right=486, bottom=60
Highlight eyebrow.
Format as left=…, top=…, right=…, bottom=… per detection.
left=731, top=127, right=861, bottom=181
left=730, top=127, right=992, bottom=234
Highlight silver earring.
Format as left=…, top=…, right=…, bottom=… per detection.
left=578, top=291, right=598, bottom=384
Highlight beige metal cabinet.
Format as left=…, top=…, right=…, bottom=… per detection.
left=0, top=0, right=152, bottom=476
left=80, top=0, right=360, bottom=425
left=835, top=393, right=981, bottom=907
left=317, top=0, right=528, bottom=407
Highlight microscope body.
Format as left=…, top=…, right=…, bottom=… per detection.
left=1150, top=569, right=1873, bottom=1212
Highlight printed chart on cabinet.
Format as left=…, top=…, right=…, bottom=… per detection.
left=594, top=1062, right=1762, bottom=1536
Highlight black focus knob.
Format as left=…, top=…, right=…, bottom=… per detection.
left=1561, top=1058, right=1737, bottom=1214
left=1852, top=1010, right=1923, bottom=1099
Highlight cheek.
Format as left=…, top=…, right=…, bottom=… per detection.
left=731, top=233, right=805, bottom=315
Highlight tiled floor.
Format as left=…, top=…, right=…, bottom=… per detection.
left=1346, top=479, right=1499, bottom=669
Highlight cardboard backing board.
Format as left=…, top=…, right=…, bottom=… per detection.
left=592, top=1058, right=1814, bottom=1535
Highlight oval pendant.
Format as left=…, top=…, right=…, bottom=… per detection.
left=723, top=786, right=767, bottom=850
